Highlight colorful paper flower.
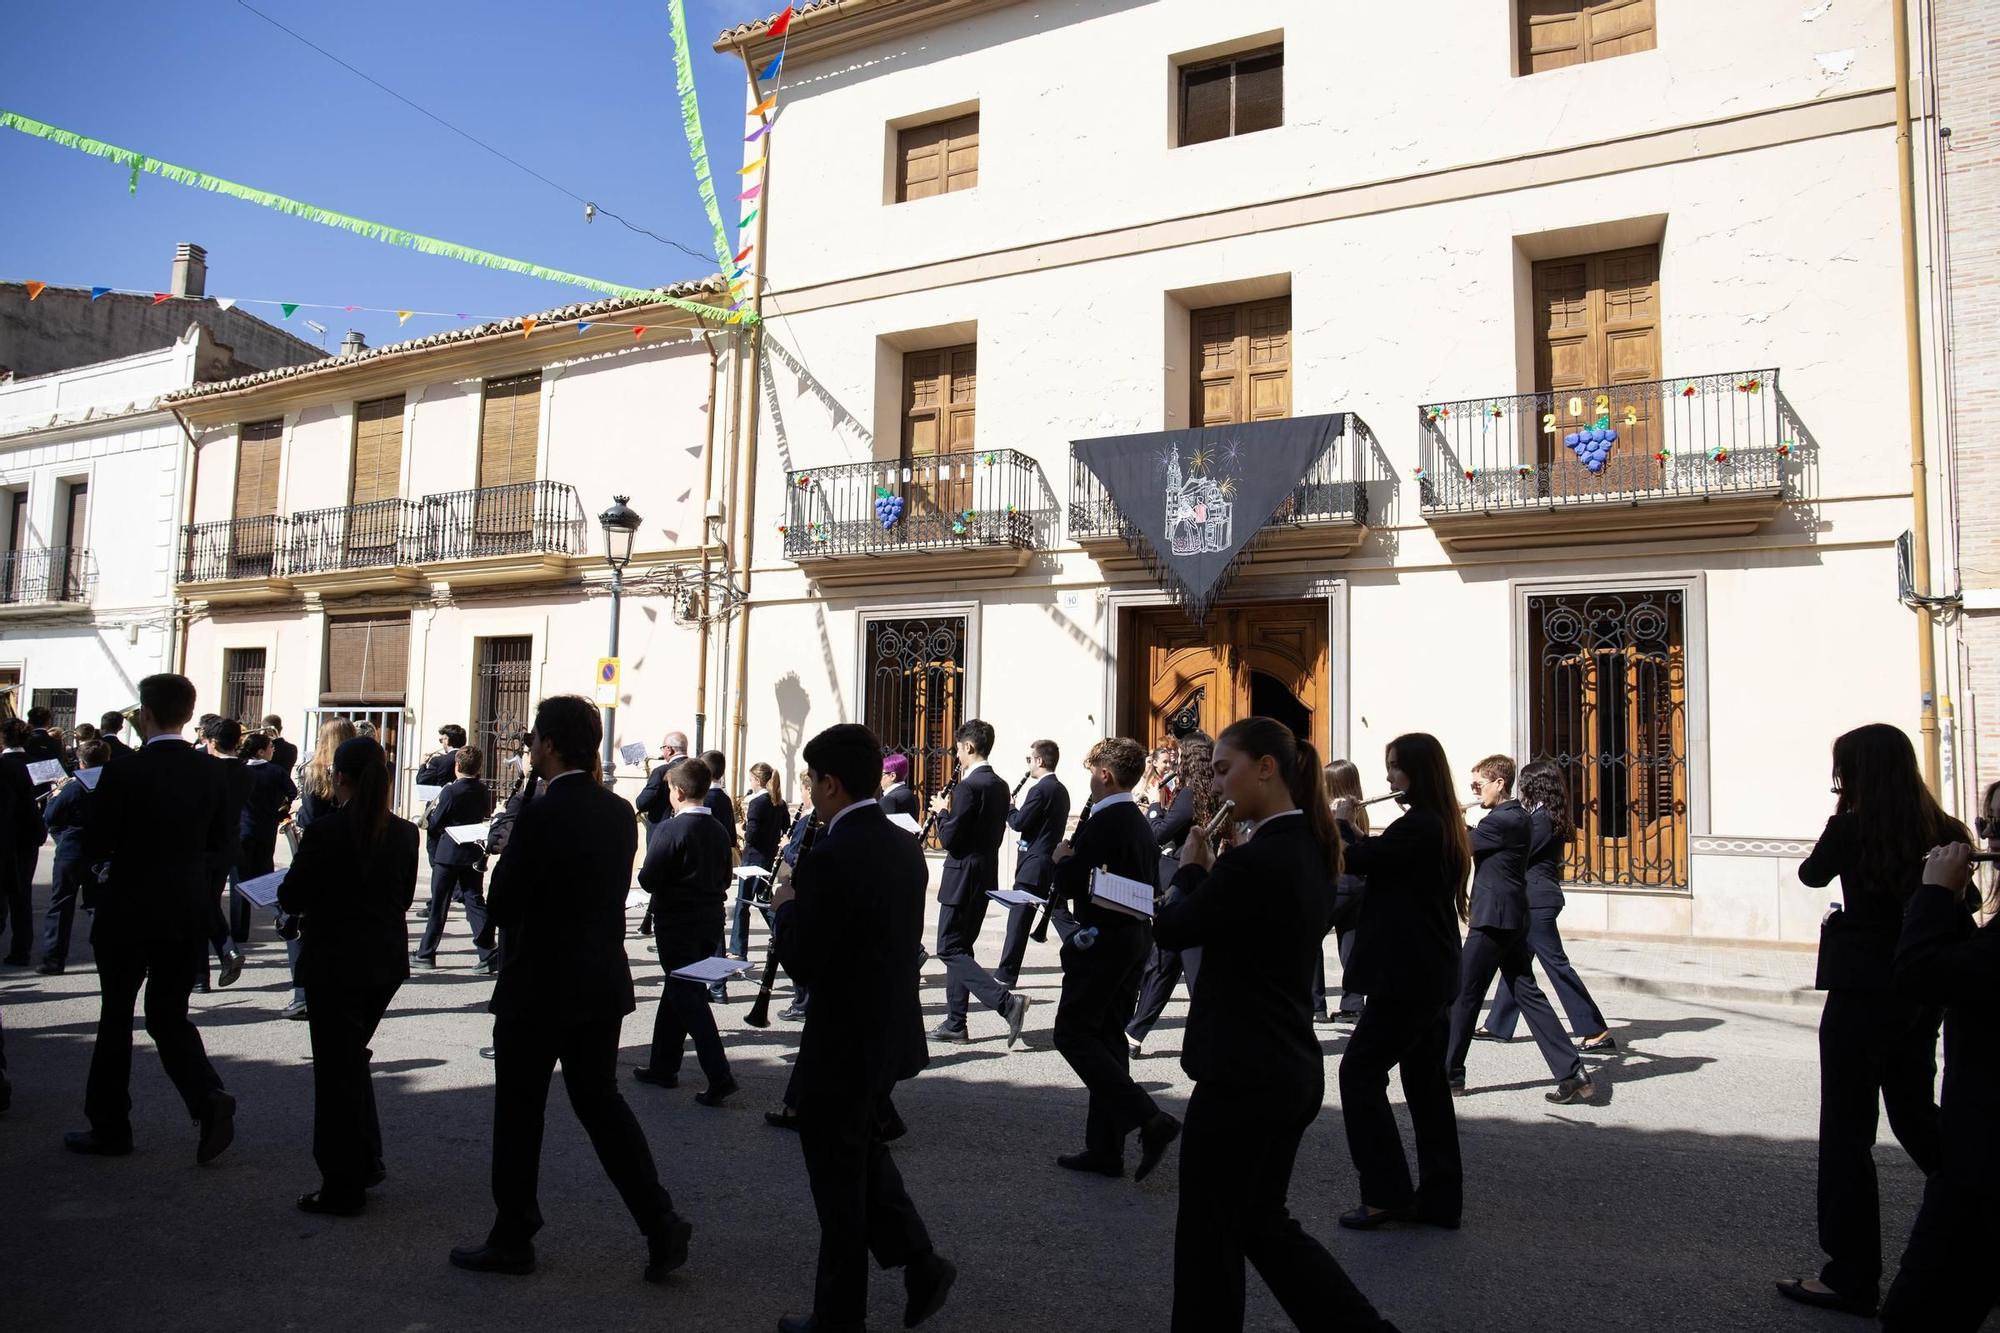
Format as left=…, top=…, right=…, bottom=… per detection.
left=795, top=474, right=812, bottom=488
left=1489, top=404, right=1505, bottom=420
left=1463, top=468, right=1477, bottom=481
left=1736, top=378, right=1762, bottom=394
left=1709, top=446, right=1730, bottom=463
left=1653, top=450, right=1671, bottom=463
left=1411, top=466, right=1426, bottom=480
left=1775, top=440, right=1793, bottom=458
left=1681, top=382, right=1698, bottom=398
left=1516, top=464, right=1533, bottom=478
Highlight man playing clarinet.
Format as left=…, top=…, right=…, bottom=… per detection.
left=994, top=739, right=1069, bottom=988
left=927, top=720, right=1028, bottom=1046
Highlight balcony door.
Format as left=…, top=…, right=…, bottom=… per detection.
left=1192, top=297, right=1291, bottom=427
left=231, top=420, right=283, bottom=576
left=474, top=373, right=541, bottom=553
left=901, top=347, right=975, bottom=526
left=864, top=615, right=966, bottom=846
left=59, top=481, right=87, bottom=600
left=347, top=395, right=405, bottom=563
left=1119, top=600, right=1327, bottom=752
left=4, top=489, right=26, bottom=602
left=1532, top=246, right=1661, bottom=491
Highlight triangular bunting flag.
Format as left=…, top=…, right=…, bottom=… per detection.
left=769, top=5, right=796, bottom=36
left=739, top=158, right=766, bottom=175
left=151, top=292, right=172, bottom=305
left=456, top=313, right=470, bottom=320
left=738, top=185, right=761, bottom=201
left=728, top=299, right=750, bottom=312
left=633, top=326, right=647, bottom=340
left=739, top=208, right=760, bottom=230
left=759, top=51, right=784, bottom=82
left=280, top=302, right=299, bottom=318
left=521, top=317, right=538, bottom=337
left=751, top=94, right=776, bottom=117
left=577, top=321, right=592, bottom=334
left=214, top=297, right=236, bottom=311
left=344, top=305, right=359, bottom=312
left=24, top=281, right=46, bottom=301
left=734, top=244, right=754, bottom=263
left=397, top=310, right=414, bottom=325
left=90, top=287, right=111, bottom=301
left=745, top=122, right=771, bottom=143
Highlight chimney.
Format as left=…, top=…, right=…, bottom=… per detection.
left=171, top=243, right=207, bottom=299
left=340, top=330, right=367, bottom=357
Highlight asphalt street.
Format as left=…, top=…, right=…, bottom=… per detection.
left=0, top=871, right=1976, bottom=1332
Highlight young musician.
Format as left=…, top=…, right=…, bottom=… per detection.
left=198, top=718, right=249, bottom=989
left=1777, top=724, right=1969, bottom=1317
left=632, top=729, right=690, bottom=827
left=1157, top=717, right=1399, bottom=1332
left=770, top=723, right=955, bottom=1333
left=235, top=731, right=298, bottom=941
left=1443, top=755, right=1591, bottom=1103
left=415, top=724, right=467, bottom=788
left=0, top=719, right=47, bottom=966
left=1333, top=732, right=1467, bottom=1231
left=412, top=747, right=496, bottom=971
left=635, top=758, right=738, bottom=1106
left=1128, top=732, right=1213, bottom=1057
left=1314, top=760, right=1367, bottom=1024
left=284, top=719, right=358, bottom=1021
left=994, top=739, right=1070, bottom=989
left=731, top=761, right=789, bottom=960
left=98, top=710, right=133, bottom=762
left=278, top=735, right=419, bottom=1215
left=262, top=714, right=298, bottom=778
left=38, top=740, right=106, bottom=974
left=928, top=720, right=1029, bottom=1046
left=1049, top=737, right=1177, bottom=1179
left=66, top=673, right=236, bottom=1163
left=452, top=695, right=693, bottom=1283
left=699, top=749, right=738, bottom=848
left=879, top=753, right=919, bottom=819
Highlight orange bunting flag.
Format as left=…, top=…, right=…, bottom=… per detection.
left=25, top=281, right=46, bottom=300
left=396, top=310, right=413, bottom=325
left=520, top=317, right=538, bottom=337
left=633, top=326, right=647, bottom=340
left=751, top=94, right=776, bottom=117
left=151, top=292, right=172, bottom=305
left=739, top=157, right=765, bottom=175
left=769, top=5, right=795, bottom=36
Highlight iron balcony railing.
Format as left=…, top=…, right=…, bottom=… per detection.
left=0, top=545, right=92, bottom=604
left=1416, top=369, right=1787, bottom=515
left=1068, top=413, right=1371, bottom=542
left=180, top=515, right=289, bottom=583
left=782, top=449, right=1053, bottom=559
left=287, top=498, right=425, bottom=573
left=424, top=480, right=586, bottom=563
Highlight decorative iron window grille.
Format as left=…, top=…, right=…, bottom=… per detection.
left=222, top=648, right=268, bottom=725
left=864, top=616, right=967, bottom=847
left=29, top=687, right=77, bottom=733
left=474, top=636, right=535, bottom=802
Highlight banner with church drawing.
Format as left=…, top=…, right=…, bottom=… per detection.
left=1071, top=414, right=1346, bottom=621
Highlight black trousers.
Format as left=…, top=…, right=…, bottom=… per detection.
left=1127, top=942, right=1203, bottom=1042
left=227, top=868, right=257, bottom=945
left=937, top=896, right=1008, bottom=1027
left=2, top=844, right=36, bottom=960
left=1446, top=926, right=1580, bottom=1083
left=649, top=938, right=732, bottom=1085
left=487, top=1013, right=679, bottom=1249
left=203, top=872, right=235, bottom=971
left=799, top=1087, right=932, bottom=1330
left=1338, top=992, right=1461, bottom=1223
left=1313, top=928, right=1364, bottom=1018
left=305, top=981, right=399, bottom=1197
left=1815, top=987, right=1945, bottom=1301
left=1483, top=904, right=1607, bottom=1038
left=41, top=852, right=83, bottom=966
left=1174, top=1078, right=1392, bottom=1332
left=992, top=886, right=1044, bottom=988
left=1053, top=922, right=1157, bottom=1157
left=1880, top=1168, right=2000, bottom=1331
left=414, top=864, right=494, bottom=963
left=84, top=930, right=224, bottom=1138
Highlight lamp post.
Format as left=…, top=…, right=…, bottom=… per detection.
left=597, top=494, right=642, bottom=787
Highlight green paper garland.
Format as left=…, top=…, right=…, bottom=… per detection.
left=667, top=0, right=735, bottom=275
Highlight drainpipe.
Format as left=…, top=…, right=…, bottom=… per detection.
left=694, top=329, right=721, bottom=753
left=169, top=405, right=201, bottom=677
left=728, top=41, right=777, bottom=788
left=1892, top=0, right=1941, bottom=791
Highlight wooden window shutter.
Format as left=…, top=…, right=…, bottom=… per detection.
left=478, top=373, right=541, bottom=490
left=1520, top=0, right=1654, bottom=75
left=1191, top=297, right=1291, bottom=426
left=233, top=420, right=283, bottom=519
left=1233, top=50, right=1283, bottom=135
left=349, top=395, right=405, bottom=506
left=1532, top=245, right=1661, bottom=395
left=901, top=344, right=976, bottom=459
left=323, top=613, right=410, bottom=704
left=1180, top=63, right=1233, bottom=146
left=897, top=113, right=978, bottom=202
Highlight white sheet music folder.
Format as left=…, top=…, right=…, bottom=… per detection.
left=732, top=865, right=774, bottom=882
left=886, top=812, right=922, bottom=835
left=669, top=956, right=757, bottom=983
left=1088, top=868, right=1155, bottom=920
left=235, top=869, right=288, bottom=909
left=413, top=783, right=443, bottom=804
left=27, top=759, right=65, bottom=784
left=987, top=888, right=1041, bottom=908
left=444, top=821, right=492, bottom=846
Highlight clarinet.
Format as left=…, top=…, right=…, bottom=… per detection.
left=917, top=762, right=962, bottom=844
left=1029, top=795, right=1093, bottom=943
left=746, top=816, right=817, bottom=1028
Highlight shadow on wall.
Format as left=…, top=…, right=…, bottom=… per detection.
left=774, top=670, right=810, bottom=792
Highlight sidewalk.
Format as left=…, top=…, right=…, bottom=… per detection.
left=1562, top=934, right=1821, bottom=1008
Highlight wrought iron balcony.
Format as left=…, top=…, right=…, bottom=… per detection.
left=180, top=515, right=289, bottom=585
left=1416, top=369, right=1792, bottom=549
left=287, top=498, right=425, bottom=574
left=781, top=450, right=1054, bottom=574
left=423, top=480, right=586, bottom=564
left=0, top=545, right=92, bottom=606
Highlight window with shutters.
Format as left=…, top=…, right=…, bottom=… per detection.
left=477, top=374, right=541, bottom=537
left=233, top=420, right=283, bottom=520
left=322, top=613, right=410, bottom=706
left=1517, top=0, right=1656, bottom=75
left=58, top=481, right=88, bottom=600
left=901, top=346, right=976, bottom=517
left=222, top=648, right=267, bottom=724
left=349, top=396, right=405, bottom=506
left=1190, top=297, right=1291, bottom=426
left=1177, top=45, right=1282, bottom=147
left=895, top=112, right=978, bottom=202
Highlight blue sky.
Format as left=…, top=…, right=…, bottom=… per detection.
left=0, top=0, right=765, bottom=352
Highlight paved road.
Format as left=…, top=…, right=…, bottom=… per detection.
left=0, top=882, right=1972, bottom=1332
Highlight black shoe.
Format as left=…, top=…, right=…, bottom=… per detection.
left=644, top=1217, right=694, bottom=1283
left=217, top=950, right=243, bottom=988
left=1775, top=1278, right=1877, bottom=1317
left=1580, top=1030, right=1619, bottom=1052
left=1003, top=993, right=1031, bottom=1049
left=415, top=903, right=430, bottom=919
left=450, top=1243, right=535, bottom=1276
left=765, top=1105, right=801, bottom=1131
left=902, top=1250, right=956, bottom=1329
left=928, top=1023, right=969, bottom=1044
left=1448, top=1078, right=1468, bottom=1097
left=632, top=1067, right=678, bottom=1089
left=695, top=1079, right=739, bottom=1108
left=63, top=1129, right=133, bottom=1156
left=196, top=1090, right=236, bottom=1164
left=1472, top=1026, right=1504, bottom=1042
left=878, top=1111, right=908, bottom=1143
left=778, top=1002, right=808, bottom=1022
left=479, top=959, right=500, bottom=974
left=411, top=954, right=438, bottom=970
left=1134, top=1111, right=1180, bottom=1183
left=1313, top=1010, right=1335, bottom=1025
left=297, top=1190, right=365, bottom=1216
left=363, top=1161, right=387, bottom=1189
left=281, top=998, right=310, bottom=1021
left=1, top=953, right=29, bottom=967
left=1333, top=1009, right=1361, bottom=1024
left=1546, top=1075, right=1596, bottom=1105
left=196, top=979, right=212, bottom=994
left=36, top=960, right=64, bottom=976
left=1056, top=1151, right=1123, bottom=1178
left=637, top=919, right=653, bottom=938
left=479, top=1047, right=497, bottom=1060
left=1338, top=1204, right=1415, bottom=1230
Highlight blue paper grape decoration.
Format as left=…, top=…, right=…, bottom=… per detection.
left=1564, top=419, right=1619, bottom=472
left=872, top=488, right=905, bottom=530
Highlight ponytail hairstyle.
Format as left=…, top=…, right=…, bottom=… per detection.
left=1177, top=730, right=1216, bottom=831
left=1323, top=759, right=1368, bottom=836
left=1218, top=717, right=1342, bottom=879
left=1518, top=760, right=1573, bottom=844
left=1388, top=732, right=1472, bottom=922
left=749, top=761, right=781, bottom=802
left=333, top=735, right=392, bottom=847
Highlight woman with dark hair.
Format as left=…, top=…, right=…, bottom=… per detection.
left=1313, top=759, right=1368, bottom=1025
left=1156, top=717, right=1398, bottom=1332
left=1127, top=732, right=1216, bottom=1055
left=1333, top=732, right=1468, bottom=1231
left=730, top=761, right=789, bottom=959
left=278, top=735, right=419, bottom=1215
left=235, top=730, right=297, bottom=896
left=1777, top=723, right=1971, bottom=1317
left=1478, top=760, right=1613, bottom=1050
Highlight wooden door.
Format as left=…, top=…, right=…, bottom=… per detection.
left=1122, top=601, right=1328, bottom=751
left=1533, top=246, right=1660, bottom=493
left=901, top=346, right=976, bottom=521
left=1191, top=297, right=1291, bottom=427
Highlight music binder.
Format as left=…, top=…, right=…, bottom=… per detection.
left=1088, top=867, right=1156, bottom=920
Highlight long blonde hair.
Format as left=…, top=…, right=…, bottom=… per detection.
left=303, top=717, right=358, bottom=800
left=1324, top=759, right=1368, bottom=835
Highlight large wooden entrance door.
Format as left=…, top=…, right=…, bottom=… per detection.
left=1120, top=601, right=1328, bottom=750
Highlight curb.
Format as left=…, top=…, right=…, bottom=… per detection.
left=1579, top=968, right=1822, bottom=1009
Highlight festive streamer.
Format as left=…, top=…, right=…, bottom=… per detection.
left=769, top=5, right=796, bottom=36
left=745, top=121, right=770, bottom=143
left=90, top=286, right=109, bottom=300
left=739, top=157, right=766, bottom=175
left=759, top=50, right=784, bottom=82
left=0, top=109, right=752, bottom=325
left=751, top=94, right=776, bottom=117
left=24, top=281, right=45, bottom=300
left=739, top=208, right=759, bottom=231
left=738, top=185, right=761, bottom=202
left=280, top=302, right=299, bottom=318
left=666, top=0, right=736, bottom=276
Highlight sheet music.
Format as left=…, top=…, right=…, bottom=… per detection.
left=444, top=821, right=492, bottom=846
left=886, top=812, right=922, bottom=835
left=235, top=869, right=288, bottom=909
left=987, top=888, right=1042, bottom=908
left=669, top=955, right=757, bottom=983
left=413, top=783, right=443, bottom=804
left=620, top=741, right=649, bottom=765
left=1088, top=868, right=1156, bottom=919
left=732, top=865, right=774, bottom=881
left=27, top=759, right=65, bottom=784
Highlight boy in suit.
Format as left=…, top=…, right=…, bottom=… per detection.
left=634, top=758, right=737, bottom=1104
left=413, top=747, right=496, bottom=970
left=994, top=739, right=1070, bottom=988
left=928, top=720, right=1028, bottom=1045
left=0, top=718, right=47, bottom=965
left=261, top=714, right=298, bottom=780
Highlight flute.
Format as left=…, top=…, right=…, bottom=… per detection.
left=1360, top=790, right=1406, bottom=806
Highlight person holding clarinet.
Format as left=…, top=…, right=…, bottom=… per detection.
left=995, top=740, right=1069, bottom=989
left=634, top=757, right=738, bottom=1107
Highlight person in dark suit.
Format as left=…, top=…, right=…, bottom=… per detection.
left=878, top=752, right=919, bottom=820
left=413, top=747, right=496, bottom=970
left=1157, top=717, right=1399, bottom=1332
left=928, top=719, right=1027, bottom=1044
left=0, top=718, right=48, bottom=966
left=23, top=705, right=66, bottom=781
left=450, top=694, right=692, bottom=1283
left=632, top=729, right=691, bottom=826
left=65, top=673, right=236, bottom=1162
left=1333, top=732, right=1468, bottom=1231
left=1877, top=842, right=1999, bottom=1330
left=279, top=735, right=419, bottom=1214
left=730, top=761, right=788, bottom=960
left=261, top=714, right=298, bottom=779
left=98, top=710, right=133, bottom=762
left=994, top=740, right=1069, bottom=989
left=195, top=717, right=250, bottom=990
left=1048, top=737, right=1179, bottom=1179
left=696, top=748, right=738, bottom=845
left=771, top=723, right=956, bottom=1333
left=1777, top=724, right=1967, bottom=1318
left=1314, top=759, right=1369, bottom=1024
left=634, top=757, right=738, bottom=1104
left=415, top=724, right=466, bottom=789
left=1127, top=732, right=1212, bottom=1054
left=39, top=740, right=108, bottom=974
left=1444, top=755, right=1590, bottom=1102
left=234, top=731, right=297, bottom=942
left=1479, top=760, right=1614, bottom=1048
left=282, top=718, right=359, bottom=1020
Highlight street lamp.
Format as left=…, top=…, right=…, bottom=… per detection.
left=598, top=494, right=642, bottom=785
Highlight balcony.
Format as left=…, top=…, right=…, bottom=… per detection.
left=421, top=480, right=587, bottom=586
left=1070, top=413, right=1372, bottom=571
left=0, top=546, right=93, bottom=616
left=179, top=516, right=293, bottom=602
left=285, top=498, right=427, bottom=595
left=1416, top=369, right=1791, bottom=551
left=782, top=450, right=1056, bottom=588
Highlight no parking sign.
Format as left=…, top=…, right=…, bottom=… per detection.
left=595, top=657, right=620, bottom=706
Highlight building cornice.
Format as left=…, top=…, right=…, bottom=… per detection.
left=715, top=0, right=1025, bottom=63
left=0, top=404, right=177, bottom=450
